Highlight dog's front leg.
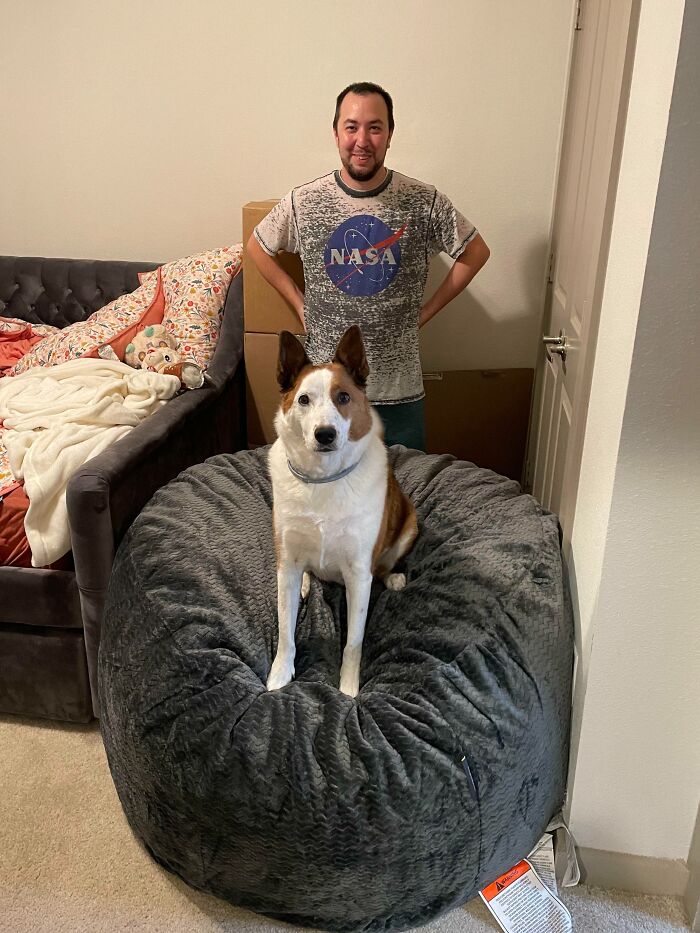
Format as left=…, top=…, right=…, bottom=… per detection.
left=268, top=563, right=303, bottom=691
left=339, top=570, right=373, bottom=698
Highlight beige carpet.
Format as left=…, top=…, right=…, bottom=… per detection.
left=0, top=714, right=690, bottom=933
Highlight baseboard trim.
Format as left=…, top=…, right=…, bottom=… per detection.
left=685, top=803, right=700, bottom=931
left=577, top=846, right=689, bottom=898
left=686, top=869, right=700, bottom=933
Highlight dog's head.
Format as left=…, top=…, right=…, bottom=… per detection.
left=275, top=326, right=374, bottom=455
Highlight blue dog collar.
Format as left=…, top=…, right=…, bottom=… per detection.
left=286, top=456, right=363, bottom=484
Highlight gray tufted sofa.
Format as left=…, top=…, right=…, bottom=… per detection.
left=0, top=256, right=246, bottom=722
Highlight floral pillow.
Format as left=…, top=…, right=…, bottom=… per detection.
left=161, top=244, right=243, bottom=369
left=83, top=270, right=165, bottom=361
left=8, top=270, right=164, bottom=376
left=0, top=318, right=60, bottom=340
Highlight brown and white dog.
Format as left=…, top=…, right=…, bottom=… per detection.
left=267, top=325, right=418, bottom=697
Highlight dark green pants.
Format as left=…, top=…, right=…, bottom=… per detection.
left=373, top=398, right=426, bottom=451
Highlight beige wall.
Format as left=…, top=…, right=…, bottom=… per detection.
left=0, top=0, right=575, bottom=372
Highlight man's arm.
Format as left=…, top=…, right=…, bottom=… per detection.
left=419, top=233, right=490, bottom=328
left=246, top=234, right=306, bottom=329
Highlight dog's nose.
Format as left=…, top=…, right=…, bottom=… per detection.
left=314, top=426, right=337, bottom=447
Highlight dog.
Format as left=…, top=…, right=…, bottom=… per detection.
left=267, top=325, right=418, bottom=697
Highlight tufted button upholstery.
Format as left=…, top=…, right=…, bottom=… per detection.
left=0, top=256, right=160, bottom=329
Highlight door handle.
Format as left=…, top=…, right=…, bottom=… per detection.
left=543, top=330, right=568, bottom=363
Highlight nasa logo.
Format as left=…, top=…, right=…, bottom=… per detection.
left=324, top=215, right=406, bottom=296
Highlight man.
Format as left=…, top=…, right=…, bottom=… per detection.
left=246, top=81, right=490, bottom=449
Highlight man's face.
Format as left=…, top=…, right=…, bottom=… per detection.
left=334, top=92, right=393, bottom=186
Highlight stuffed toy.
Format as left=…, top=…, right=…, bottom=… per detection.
left=122, top=325, right=204, bottom=389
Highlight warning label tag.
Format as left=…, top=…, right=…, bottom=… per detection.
left=481, top=860, right=531, bottom=901
left=479, top=859, right=572, bottom=933
left=528, top=833, right=558, bottom=896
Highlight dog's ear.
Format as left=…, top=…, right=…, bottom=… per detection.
left=277, top=331, right=311, bottom=392
left=333, top=325, right=370, bottom=388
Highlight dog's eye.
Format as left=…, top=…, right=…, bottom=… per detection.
left=337, top=391, right=351, bottom=405
left=298, top=394, right=310, bottom=406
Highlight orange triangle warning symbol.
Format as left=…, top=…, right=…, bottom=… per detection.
left=496, top=881, right=505, bottom=891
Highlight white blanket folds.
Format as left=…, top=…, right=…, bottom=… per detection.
left=0, top=359, right=179, bottom=567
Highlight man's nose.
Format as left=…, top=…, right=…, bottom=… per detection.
left=356, top=128, right=370, bottom=148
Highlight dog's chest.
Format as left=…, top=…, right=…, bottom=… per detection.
left=276, top=487, right=384, bottom=580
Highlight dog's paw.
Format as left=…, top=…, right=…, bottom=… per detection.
left=339, top=655, right=360, bottom=698
left=384, top=573, right=406, bottom=591
left=267, top=654, right=294, bottom=691
left=301, top=571, right=311, bottom=600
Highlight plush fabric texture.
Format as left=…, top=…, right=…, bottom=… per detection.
left=99, top=447, right=573, bottom=933
left=160, top=244, right=243, bottom=368
left=8, top=271, right=162, bottom=375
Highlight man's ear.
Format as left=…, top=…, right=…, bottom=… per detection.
left=277, top=331, right=311, bottom=392
left=333, top=325, right=370, bottom=388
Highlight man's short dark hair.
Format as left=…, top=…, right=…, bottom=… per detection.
left=333, top=82, right=394, bottom=133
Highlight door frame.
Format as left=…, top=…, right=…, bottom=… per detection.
left=524, top=0, right=642, bottom=563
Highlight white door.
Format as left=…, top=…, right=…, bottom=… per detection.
left=529, top=0, right=635, bottom=549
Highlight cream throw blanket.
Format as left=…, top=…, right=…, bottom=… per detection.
left=0, top=359, right=179, bottom=567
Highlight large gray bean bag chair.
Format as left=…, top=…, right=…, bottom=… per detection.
left=99, top=447, right=573, bottom=933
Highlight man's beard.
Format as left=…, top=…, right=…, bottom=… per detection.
left=344, top=155, right=385, bottom=184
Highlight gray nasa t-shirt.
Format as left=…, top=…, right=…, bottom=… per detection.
left=254, top=169, right=477, bottom=403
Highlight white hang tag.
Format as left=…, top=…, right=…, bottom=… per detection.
left=528, top=832, right=558, bottom=896
left=479, top=859, right=573, bottom=933
left=544, top=812, right=581, bottom=888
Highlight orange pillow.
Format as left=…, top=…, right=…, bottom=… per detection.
left=0, top=486, right=32, bottom=566
left=0, top=485, right=72, bottom=568
left=83, top=269, right=165, bottom=360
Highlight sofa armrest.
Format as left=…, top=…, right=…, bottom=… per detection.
left=203, top=271, right=244, bottom=391
left=66, top=273, right=246, bottom=715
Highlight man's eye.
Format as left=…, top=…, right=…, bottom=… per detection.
left=337, top=392, right=351, bottom=405
left=298, top=394, right=310, bottom=406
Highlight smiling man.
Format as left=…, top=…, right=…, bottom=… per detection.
left=246, top=81, right=490, bottom=449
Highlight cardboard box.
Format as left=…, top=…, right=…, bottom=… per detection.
left=244, top=331, right=305, bottom=447
left=423, top=369, right=534, bottom=482
left=242, top=200, right=305, bottom=334
left=245, top=332, right=280, bottom=447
